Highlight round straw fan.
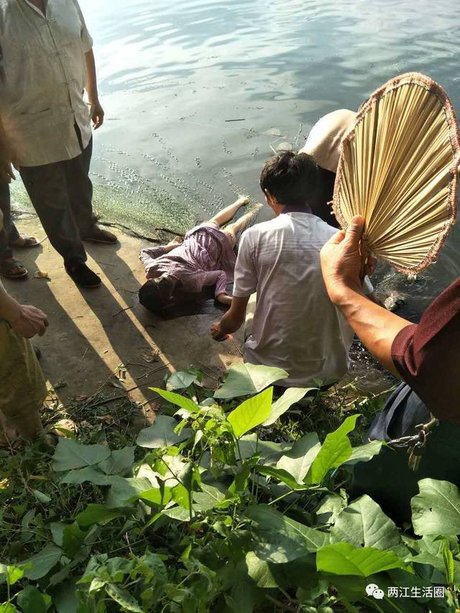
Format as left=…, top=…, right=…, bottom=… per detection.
left=333, top=72, right=460, bottom=274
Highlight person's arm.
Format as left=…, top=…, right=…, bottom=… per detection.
left=211, top=296, right=250, bottom=340
left=84, top=49, right=104, bottom=129
left=0, top=282, right=48, bottom=338
left=0, top=115, right=15, bottom=182
left=320, top=216, right=412, bottom=376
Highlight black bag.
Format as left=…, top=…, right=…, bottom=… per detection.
left=352, top=383, right=460, bottom=524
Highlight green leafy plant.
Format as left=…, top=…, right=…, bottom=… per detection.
left=0, top=364, right=458, bottom=612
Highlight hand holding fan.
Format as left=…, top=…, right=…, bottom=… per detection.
left=333, top=73, right=460, bottom=274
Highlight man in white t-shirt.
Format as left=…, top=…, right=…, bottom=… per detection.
left=211, top=151, right=371, bottom=388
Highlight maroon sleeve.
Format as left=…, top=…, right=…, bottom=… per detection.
left=391, top=279, right=460, bottom=423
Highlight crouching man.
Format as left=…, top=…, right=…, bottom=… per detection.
left=211, top=151, right=372, bottom=388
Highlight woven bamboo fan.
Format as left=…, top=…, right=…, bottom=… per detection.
left=333, top=72, right=460, bottom=274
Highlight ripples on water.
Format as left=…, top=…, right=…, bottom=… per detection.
left=41, top=0, right=456, bottom=323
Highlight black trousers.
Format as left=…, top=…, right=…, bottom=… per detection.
left=0, top=181, right=20, bottom=261
left=352, top=383, right=460, bottom=524
left=19, top=138, right=96, bottom=269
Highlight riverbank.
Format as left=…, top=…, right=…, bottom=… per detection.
left=3, top=213, right=244, bottom=427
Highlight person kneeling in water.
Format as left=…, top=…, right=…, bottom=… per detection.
left=139, top=196, right=260, bottom=315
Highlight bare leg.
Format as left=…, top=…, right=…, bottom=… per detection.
left=209, top=195, right=249, bottom=227
left=224, top=204, right=263, bottom=245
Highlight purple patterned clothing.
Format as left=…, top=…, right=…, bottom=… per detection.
left=140, top=223, right=236, bottom=296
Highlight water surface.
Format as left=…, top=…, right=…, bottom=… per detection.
left=12, top=0, right=460, bottom=349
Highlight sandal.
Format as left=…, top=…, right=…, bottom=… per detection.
left=10, top=236, right=40, bottom=248
left=0, top=257, right=28, bottom=279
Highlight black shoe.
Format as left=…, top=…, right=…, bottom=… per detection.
left=82, top=226, right=118, bottom=244
left=66, top=263, right=101, bottom=288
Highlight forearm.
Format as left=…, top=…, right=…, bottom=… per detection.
left=335, top=287, right=412, bottom=376
left=0, top=283, right=20, bottom=323
left=84, top=49, right=99, bottom=103
left=218, top=310, right=244, bottom=335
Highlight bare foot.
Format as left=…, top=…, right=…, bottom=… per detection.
left=166, top=236, right=183, bottom=248
left=10, top=236, right=39, bottom=248
left=236, top=195, right=250, bottom=206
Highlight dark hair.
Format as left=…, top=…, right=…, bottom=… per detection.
left=259, top=151, right=319, bottom=208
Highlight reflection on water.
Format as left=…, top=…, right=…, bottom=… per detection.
left=13, top=0, right=460, bottom=327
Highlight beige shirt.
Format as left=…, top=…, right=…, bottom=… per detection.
left=0, top=0, right=93, bottom=166
left=233, top=213, right=372, bottom=387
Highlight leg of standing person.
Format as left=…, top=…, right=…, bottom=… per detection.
left=19, top=161, right=101, bottom=288
left=0, top=182, right=28, bottom=279
left=65, top=134, right=116, bottom=244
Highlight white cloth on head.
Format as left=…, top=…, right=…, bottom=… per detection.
left=233, top=212, right=372, bottom=387
left=0, top=0, right=93, bottom=166
left=300, top=109, right=356, bottom=173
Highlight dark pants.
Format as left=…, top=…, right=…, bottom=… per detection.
left=0, top=182, right=20, bottom=261
left=19, top=138, right=96, bottom=269
left=352, top=383, right=460, bottom=524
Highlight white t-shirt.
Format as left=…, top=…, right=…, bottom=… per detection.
left=0, top=0, right=93, bottom=166
left=233, top=212, right=370, bottom=387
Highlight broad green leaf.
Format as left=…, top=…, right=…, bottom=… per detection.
left=307, top=414, right=359, bottom=484
left=98, top=447, right=136, bottom=475
left=238, top=434, right=289, bottom=463
left=331, top=495, right=403, bottom=551
left=256, top=465, right=309, bottom=490
left=52, top=439, right=111, bottom=471
left=214, top=363, right=287, bottom=399
left=406, top=535, right=460, bottom=583
left=276, top=433, right=321, bottom=483
left=316, top=542, right=409, bottom=576
left=344, top=440, right=384, bottom=465
left=105, top=477, right=154, bottom=508
left=148, top=387, right=200, bottom=412
left=162, top=506, right=195, bottom=521
left=139, top=487, right=172, bottom=506
left=32, top=489, right=51, bottom=504
left=247, top=504, right=329, bottom=563
left=193, top=484, right=226, bottom=512
left=50, top=580, right=78, bottom=613
left=136, top=415, right=192, bottom=448
left=76, top=504, right=123, bottom=527
left=50, top=523, right=66, bottom=547
left=16, top=586, right=49, bottom=613
left=166, top=369, right=201, bottom=391
left=245, top=552, right=278, bottom=588
left=60, top=467, right=121, bottom=486
left=0, top=564, right=25, bottom=585
left=105, top=583, right=143, bottom=613
left=228, top=388, right=273, bottom=438
left=316, top=493, right=348, bottom=526
left=411, top=479, right=460, bottom=536
left=0, top=604, right=17, bottom=613
left=62, top=523, right=86, bottom=557
left=263, top=387, right=313, bottom=426
left=23, top=544, right=62, bottom=580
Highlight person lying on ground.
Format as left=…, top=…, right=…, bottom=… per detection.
left=0, top=120, right=39, bottom=280
left=299, top=109, right=356, bottom=228
left=0, top=213, right=48, bottom=444
left=139, top=196, right=259, bottom=314
left=211, top=151, right=373, bottom=388
left=320, top=215, right=460, bottom=522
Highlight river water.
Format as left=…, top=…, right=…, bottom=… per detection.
left=13, top=0, right=460, bottom=340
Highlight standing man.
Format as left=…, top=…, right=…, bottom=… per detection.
left=0, top=0, right=117, bottom=288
